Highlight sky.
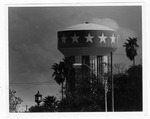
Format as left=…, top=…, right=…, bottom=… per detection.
left=9, top=6, right=142, bottom=106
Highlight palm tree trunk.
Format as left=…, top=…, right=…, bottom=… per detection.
left=66, top=78, right=68, bottom=97
left=133, top=58, right=135, bottom=66
left=61, top=82, right=63, bottom=99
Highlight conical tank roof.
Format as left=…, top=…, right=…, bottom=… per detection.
left=63, top=22, right=115, bottom=31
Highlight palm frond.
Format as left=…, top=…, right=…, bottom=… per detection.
left=123, top=37, right=139, bottom=62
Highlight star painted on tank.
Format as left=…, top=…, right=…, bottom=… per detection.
left=71, top=33, right=79, bottom=43
left=110, top=34, right=116, bottom=43
left=85, top=33, right=94, bottom=43
left=98, top=33, right=107, bottom=43
left=61, top=35, right=67, bottom=44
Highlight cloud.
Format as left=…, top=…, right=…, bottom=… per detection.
left=118, top=27, right=137, bottom=41
left=91, top=18, right=138, bottom=47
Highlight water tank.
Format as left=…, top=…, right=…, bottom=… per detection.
left=57, top=23, right=118, bottom=56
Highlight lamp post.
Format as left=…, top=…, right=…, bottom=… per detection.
left=73, top=63, right=108, bottom=112
left=35, top=91, right=42, bottom=106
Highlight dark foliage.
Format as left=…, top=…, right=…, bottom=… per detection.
left=42, top=96, right=58, bottom=112
left=114, top=64, right=142, bottom=111
left=28, top=105, right=44, bottom=112
left=58, top=76, right=105, bottom=112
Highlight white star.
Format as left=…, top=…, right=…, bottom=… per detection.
left=99, top=33, right=107, bottom=43
left=71, top=34, right=79, bottom=43
left=61, top=35, right=67, bottom=44
left=110, top=34, right=116, bottom=43
left=85, top=33, right=94, bottom=43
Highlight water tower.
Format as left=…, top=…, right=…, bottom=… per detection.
left=57, top=22, right=118, bottom=111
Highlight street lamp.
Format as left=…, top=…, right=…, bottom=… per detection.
left=73, top=63, right=108, bottom=112
left=35, top=91, right=42, bottom=106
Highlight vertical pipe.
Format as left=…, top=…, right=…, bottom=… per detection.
left=82, top=56, right=84, bottom=81
left=111, top=52, right=114, bottom=112
left=100, top=56, right=102, bottom=83
left=97, top=56, right=99, bottom=82
left=105, top=77, right=107, bottom=112
left=25, top=105, right=27, bottom=112
left=37, top=102, right=40, bottom=107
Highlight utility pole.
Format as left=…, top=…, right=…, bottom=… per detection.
left=111, top=52, right=114, bottom=112
left=105, top=77, right=108, bottom=112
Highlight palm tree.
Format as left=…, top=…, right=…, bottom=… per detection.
left=62, top=57, right=75, bottom=95
left=123, top=37, right=139, bottom=65
left=51, top=62, right=65, bottom=99
left=51, top=57, right=75, bottom=99
left=42, top=96, right=58, bottom=112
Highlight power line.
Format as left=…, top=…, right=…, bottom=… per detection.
left=10, top=81, right=56, bottom=86
left=113, top=53, right=142, bottom=55
left=13, top=87, right=33, bottom=92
